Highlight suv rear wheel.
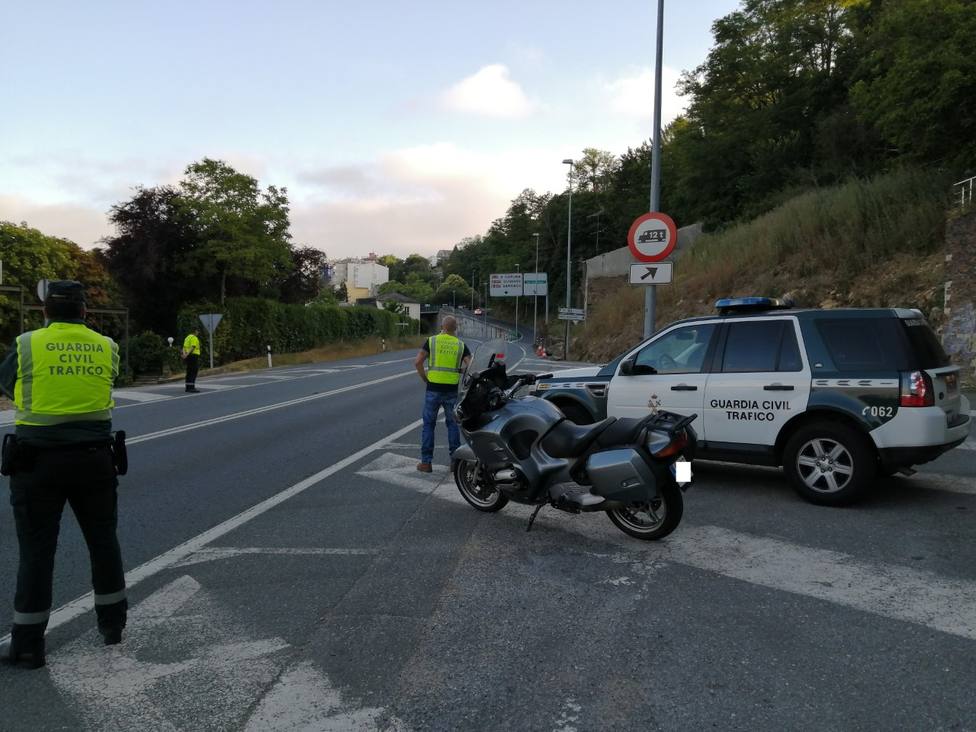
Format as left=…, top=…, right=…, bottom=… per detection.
left=783, top=422, right=877, bottom=506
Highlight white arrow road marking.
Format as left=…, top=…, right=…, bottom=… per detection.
left=0, top=419, right=424, bottom=647
left=363, top=452, right=976, bottom=642
left=172, top=546, right=381, bottom=568
left=244, top=661, right=408, bottom=732
left=357, top=452, right=451, bottom=494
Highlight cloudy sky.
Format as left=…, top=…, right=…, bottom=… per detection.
left=1, top=0, right=740, bottom=258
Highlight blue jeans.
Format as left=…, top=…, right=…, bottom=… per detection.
left=421, top=390, right=460, bottom=464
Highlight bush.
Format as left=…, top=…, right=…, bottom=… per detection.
left=127, top=331, right=168, bottom=377
left=176, top=298, right=400, bottom=365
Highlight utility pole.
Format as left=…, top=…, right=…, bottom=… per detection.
left=645, top=0, right=665, bottom=338
left=562, top=158, right=574, bottom=359
left=532, top=232, right=540, bottom=346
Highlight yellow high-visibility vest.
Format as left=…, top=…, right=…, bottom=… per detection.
left=426, top=334, right=465, bottom=385
left=183, top=333, right=201, bottom=355
left=14, top=322, right=118, bottom=426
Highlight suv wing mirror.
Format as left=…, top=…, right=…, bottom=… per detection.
left=620, top=356, right=636, bottom=376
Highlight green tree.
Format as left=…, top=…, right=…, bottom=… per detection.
left=850, top=0, right=976, bottom=170
left=179, top=158, right=293, bottom=303
left=434, top=274, right=473, bottom=305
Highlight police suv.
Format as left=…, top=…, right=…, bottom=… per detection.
left=531, top=297, right=971, bottom=505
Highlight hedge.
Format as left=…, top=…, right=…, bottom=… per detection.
left=175, top=297, right=408, bottom=364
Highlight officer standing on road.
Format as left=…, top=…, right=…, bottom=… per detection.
left=182, top=326, right=202, bottom=393
left=415, top=315, right=471, bottom=473
left=0, top=281, right=127, bottom=669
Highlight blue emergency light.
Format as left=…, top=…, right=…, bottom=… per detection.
left=715, top=296, right=792, bottom=315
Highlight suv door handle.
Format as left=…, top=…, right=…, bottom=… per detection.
left=763, top=384, right=795, bottom=391
left=671, top=384, right=698, bottom=391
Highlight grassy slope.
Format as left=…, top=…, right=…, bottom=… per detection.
left=575, top=168, right=949, bottom=363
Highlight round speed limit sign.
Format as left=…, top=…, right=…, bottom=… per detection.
left=628, top=212, right=677, bottom=263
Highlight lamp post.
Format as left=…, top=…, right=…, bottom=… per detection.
left=452, top=289, right=456, bottom=309
left=645, top=0, right=665, bottom=338
left=532, top=232, right=540, bottom=345
left=562, top=158, right=574, bottom=359
left=471, top=270, right=476, bottom=310
left=514, top=263, right=520, bottom=341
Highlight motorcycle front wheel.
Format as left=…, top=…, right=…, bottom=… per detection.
left=453, top=459, right=509, bottom=513
left=606, top=482, right=683, bottom=540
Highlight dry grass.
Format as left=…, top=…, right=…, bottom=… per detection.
left=575, top=168, right=951, bottom=362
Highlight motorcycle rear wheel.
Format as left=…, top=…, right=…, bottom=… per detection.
left=606, top=482, right=683, bottom=540
left=453, top=459, right=509, bottom=512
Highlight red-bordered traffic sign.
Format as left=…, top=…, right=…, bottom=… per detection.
left=628, top=212, right=677, bottom=263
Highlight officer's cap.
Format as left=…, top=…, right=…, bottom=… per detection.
left=44, top=280, right=87, bottom=305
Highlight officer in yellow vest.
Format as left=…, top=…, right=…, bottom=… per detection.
left=413, top=315, right=470, bottom=473
left=0, top=281, right=127, bottom=669
left=182, top=326, right=202, bottom=393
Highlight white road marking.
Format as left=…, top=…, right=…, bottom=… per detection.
left=126, top=371, right=414, bottom=445
left=0, top=418, right=424, bottom=645
left=366, top=455, right=976, bottom=642
left=357, top=452, right=451, bottom=494
left=112, top=389, right=171, bottom=403
left=0, top=411, right=13, bottom=425
left=50, top=575, right=290, bottom=731
left=553, top=698, right=582, bottom=732
left=172, top=546, right=380, bottom=568
left=958, top=439, right=975, bottom=451
left=244, top=660, right=408, bottom=732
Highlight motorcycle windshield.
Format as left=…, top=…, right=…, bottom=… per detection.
left=458, top=339, right=519, bottom=401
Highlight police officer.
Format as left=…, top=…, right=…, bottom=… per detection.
left=0, top=281, right=127, bottom=669
left=414, top=315, right=471, bottom=473
left=182, top=326, right=202, bottom=393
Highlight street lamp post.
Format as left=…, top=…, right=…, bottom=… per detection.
left=452, top=290, right=456, bottom=309
left=645, top=0, right=665, bottom=338
left=514, top=263, right=520, bottom=341
left=532, top=232, right=540, bottom=346
left=471, top=270, right=476, bottom=310
left=562, top=158, right=574, bottom=359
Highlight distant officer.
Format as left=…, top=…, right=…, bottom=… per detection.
left=182, top=326, right=202, bottom=393
left=0, top=281, right=127, bottom=669
left=414, top=315, right=471, bottom=473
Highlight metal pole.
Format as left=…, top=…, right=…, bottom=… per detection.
left=563, top=159, right=574, bottom=359
left=209, top=314, right=215, bottom=370
left=471, top=271, right=475, bottom=310
left=644, top=0, right=664, bottom=339
left=532, top=233, right=540, bottom=345
left=515, top=264, right=520, bottom=340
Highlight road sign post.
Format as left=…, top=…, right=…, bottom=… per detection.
left=629, top=262, right=673, bottom=285
left=628, top=209, right=677, bottom=338
left=198, top=313, right=223, bottom=370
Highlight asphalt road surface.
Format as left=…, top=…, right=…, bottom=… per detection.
left=1, top=344, right=974, bottom=731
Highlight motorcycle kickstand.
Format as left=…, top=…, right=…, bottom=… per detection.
left=526, top=503, right=546, bottom=532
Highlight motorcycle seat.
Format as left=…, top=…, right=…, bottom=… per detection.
left=542, top=417, right=617, bottom=458
left=594, top=417, right=648, bottom=448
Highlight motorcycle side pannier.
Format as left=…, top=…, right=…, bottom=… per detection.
left=586, top=448, right=659, bottom=503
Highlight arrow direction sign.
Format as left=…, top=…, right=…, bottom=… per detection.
left=629, top=262, right=673, bottom=285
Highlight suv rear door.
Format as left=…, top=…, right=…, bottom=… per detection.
left=898, top=312, right=967, bottom=427
left=703, top=317, right=811, bottom=450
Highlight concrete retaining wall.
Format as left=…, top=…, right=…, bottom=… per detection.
left=585, top=222, right=704, bottom=280
left=943, top=209, right=976, bottom=379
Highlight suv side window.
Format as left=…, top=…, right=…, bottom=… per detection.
left=816, top=318, right=908, bottom=371
left=635, top=324, right=716, bottom=375
left=721, top=320, right=794, bottom=373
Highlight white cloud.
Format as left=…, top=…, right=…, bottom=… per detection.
left=605, top=66, right=686, bottom=125
left=0, top=195, right=113, bottom=249
left=441, top=64, right=534, bottom=118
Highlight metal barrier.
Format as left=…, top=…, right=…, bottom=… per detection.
left=954, top=176, right=975, bottom=211
left=438, top=307, right=519, bottom=341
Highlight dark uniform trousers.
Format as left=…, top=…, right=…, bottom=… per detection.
left=9, top=445, right=126, bottom=642
left=185, top=354, right=200, bottom=388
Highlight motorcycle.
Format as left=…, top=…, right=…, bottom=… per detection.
left=451, top=339, right=697, bottom=540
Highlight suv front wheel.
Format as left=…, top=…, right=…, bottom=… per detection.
left=783, top=422, right=877, bottom=506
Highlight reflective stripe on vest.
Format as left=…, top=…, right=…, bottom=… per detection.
left=426, top=334, right=464, bottom=385
left=14, top=323, right=117, bottom=426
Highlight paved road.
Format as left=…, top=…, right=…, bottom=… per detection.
left=1, top=346, right=974, bottom=731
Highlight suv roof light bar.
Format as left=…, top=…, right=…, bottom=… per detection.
left=715, top=296, right=793, bottom=315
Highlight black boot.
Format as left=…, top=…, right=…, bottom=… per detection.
left=99, top=626, right=123, bottom=645
left=0, top=637, right=46, bottom=670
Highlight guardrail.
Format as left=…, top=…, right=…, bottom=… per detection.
left=439, top=306, right=519, bottom=341
left=954, top=176, right=974, bottom=211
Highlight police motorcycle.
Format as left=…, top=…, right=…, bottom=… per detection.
left=451, top=339, right=696, bottom=540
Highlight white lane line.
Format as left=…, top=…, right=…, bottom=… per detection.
left=172, top=546, right=380, bottom=568
left=126, top=371, right=413, bottom=445
left=0, top=411, right=14, bottom=425
left=0, top=418, right=425, bottom=645
left=958, top=439, right=975, bottom=451
left=113, top=389, right=171, bottom=403
left=366, top=458, right=976, bottom=642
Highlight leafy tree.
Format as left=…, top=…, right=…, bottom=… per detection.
left=179, top=158, right=293, bottom=303
left=850, top=0, right=976, bottom=170
left=280, top=246, right=327, bottom=304
left=434, top=274, right=473, bottom=305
